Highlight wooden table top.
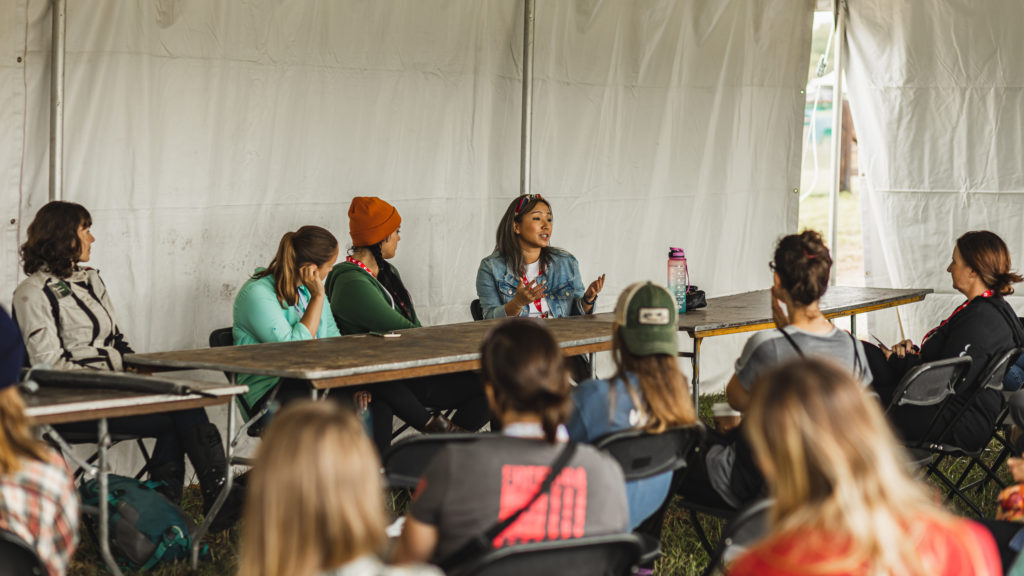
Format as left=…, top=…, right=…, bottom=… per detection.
left=127, top=315, right=617, bottom=389
left=593, top=286, right=930, bottom=339
left=23, top=377, right=246, bottom=425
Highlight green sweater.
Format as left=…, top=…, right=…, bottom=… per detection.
left=326, top=261, right=421, bottom=335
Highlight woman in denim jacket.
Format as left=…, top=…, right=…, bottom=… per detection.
left=476, top=194, right=604, bottom=319
left=476, top=194, right=604, bottom=378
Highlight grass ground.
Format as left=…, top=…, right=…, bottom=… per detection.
left=69, top=392, right=1013, bottom=575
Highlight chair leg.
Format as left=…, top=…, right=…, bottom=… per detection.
left=687, top=508, right=716, bottom=555
left=927, top=458, right=985, bottom=517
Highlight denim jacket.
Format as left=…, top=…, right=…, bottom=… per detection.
left=475, top=248, right=591, bottom=319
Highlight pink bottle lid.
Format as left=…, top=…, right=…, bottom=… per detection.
left=668, top=247, right=686, bottom=260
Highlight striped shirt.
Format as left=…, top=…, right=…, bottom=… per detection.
left=13, top=267, right=134, bottom=370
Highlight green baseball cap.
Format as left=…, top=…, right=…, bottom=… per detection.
left=615, top=281, right=678, bottom=356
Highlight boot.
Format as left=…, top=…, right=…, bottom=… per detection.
left=182, top=423, right=243, bottom=532
left=148, top=459, right=185, bottom=504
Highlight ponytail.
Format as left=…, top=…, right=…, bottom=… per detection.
left=254, top=226, right=338, bottom=307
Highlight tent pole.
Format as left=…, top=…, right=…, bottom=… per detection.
left=828, top=0, right=844, bottom=285
left=49, top=0, right=66, bottom=202
left=519, top=0, right=535, bottom=196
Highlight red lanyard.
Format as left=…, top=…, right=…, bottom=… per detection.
left=347, top=256, right=375, bottom=277
left=521, top=274, right=546, bottom=318
left=922, top=289, right=993, bottom=344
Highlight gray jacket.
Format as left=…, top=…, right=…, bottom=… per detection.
left=12, top=267, right=133, bottom=370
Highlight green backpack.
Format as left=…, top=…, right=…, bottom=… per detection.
left=79, top=475, right=199, bottom=571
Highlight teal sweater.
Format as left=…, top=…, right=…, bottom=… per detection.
left=232, top=269, right=341, bottom=408
left=326, top=261, right=420, bottom=335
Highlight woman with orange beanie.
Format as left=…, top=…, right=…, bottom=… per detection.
left=326, top=197, right=490, bottom=436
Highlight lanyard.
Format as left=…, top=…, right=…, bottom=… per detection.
left=922, top=289, right=993, bottom=344
left=347, top=256, right=375, bottom=277
left=521, top=274, right=547, bottom=318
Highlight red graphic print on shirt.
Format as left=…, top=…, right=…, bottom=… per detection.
left=493, top=464, right=588, bottom=547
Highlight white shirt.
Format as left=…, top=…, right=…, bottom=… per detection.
left=523, top=260, right=551, bottom=318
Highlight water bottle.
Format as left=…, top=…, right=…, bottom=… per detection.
left=667, top=247, right=689, bottom=314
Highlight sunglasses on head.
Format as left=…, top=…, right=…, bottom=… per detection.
left=514, top=194, right=544, bottom=217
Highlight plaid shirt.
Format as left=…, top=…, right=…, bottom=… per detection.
left=0, top=451, right=79, bottom=576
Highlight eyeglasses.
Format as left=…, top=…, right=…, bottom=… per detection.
left=514, top=193, right=544, bottom=216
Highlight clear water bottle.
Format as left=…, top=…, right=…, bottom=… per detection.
left=667, top=247, right=689, bottom=314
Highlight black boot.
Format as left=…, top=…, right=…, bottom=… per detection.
left=182, top=423, right=243, bottom=532
left=148, top=459, right=185, bottom=504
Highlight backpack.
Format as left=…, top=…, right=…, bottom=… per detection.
left=79, top=475, right=198, bottom=571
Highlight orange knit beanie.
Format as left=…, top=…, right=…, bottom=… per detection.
left=348, top=197, right=402, bottom=247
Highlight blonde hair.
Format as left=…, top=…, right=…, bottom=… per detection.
left=610, top=328, right=696, bottom=433
left=237, top=401, right=386, bottom=576
left=744, top=359, right=980, bottom=575
left=0, top=387, right=50, bottom=474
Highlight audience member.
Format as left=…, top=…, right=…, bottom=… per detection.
left=0, top=305, right=79, bottom=576
left=476, top=194, right=605, bottom=381
left=11, top=201, right=238, bottom=526
left=232, top=225, right=389, bottom=450
left=567, top=281, right=697, bottom=530
left=681, top=230, right=871, bottom=509
left=237, top=401, right=439, bottom=576
left=867, top=231, right=1024, bottom=451
left=395, top=320, right=627, bottom=567
left=326, top=197, right=489, bottom=435
left=729, top=359, right=1001, bottom=576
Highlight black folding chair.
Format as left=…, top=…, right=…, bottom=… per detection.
left=701, top=498, right=773, bottom=576
left=0, top=528, right=47, bottom=576
left=471, top=299, right=484, bottom=321
left=448, top=533, right=644, bottom=576
left=209, top=326, right=281, bottom=441
left=595, top=424, right=703, bottom=482
left=595, top=424, right=704, bottom=564
left=381, top=432, right=487, bottom=488
left=918, top=349, right=1023, bottom=515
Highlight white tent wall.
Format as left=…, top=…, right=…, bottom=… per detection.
left=846, top=0, right=1024, bottom=342
left=2, top=0, right=812, bottom=394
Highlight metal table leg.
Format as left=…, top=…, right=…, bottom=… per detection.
left=691, top=337, right=702, bottom=409
left=850, top=313, right=858, bottom=337
left=97, top=418, right=124, bottom=576
left=191, top=389, right=238, bottom=567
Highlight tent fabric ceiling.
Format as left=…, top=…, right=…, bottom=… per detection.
left=0, top=0, right=812, bottom=391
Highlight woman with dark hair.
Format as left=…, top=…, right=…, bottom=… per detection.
left=868, top=230, right=1024, bottom=451
left=394, top=320, right=627, bottom=567
left=730, top=359, right=999, bottom=576
left=0, top=306, right=78, bottom=576
left=680, top=230, right=872, bottom=510
left=233, top=225, right=392, bottom=450
left=476, top=194, right=605, bottom=380
left=326, top=197, right=490, bottom=436
left=12, top=201, right=239, bottom=528
left=567, top=281, right=697, bottom=530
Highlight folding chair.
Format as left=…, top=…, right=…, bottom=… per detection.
left=0, top=529, right=46, bottom=576
left=594, top=424, right=704, bottom=564
left=594, top=424, right=703, bottom=482
left=447, top=533, right=645, bottom=576
left=381, top=432, right=486, bottom=488
left=885, top=355, right=973, bottom=467
left=921, top=348, right=1023, bottom=514
left=470, top=299, right=484, bottom=321
left=701, top=498, right=773, bottom=576
left=209, top=327, right=279, bottom=442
